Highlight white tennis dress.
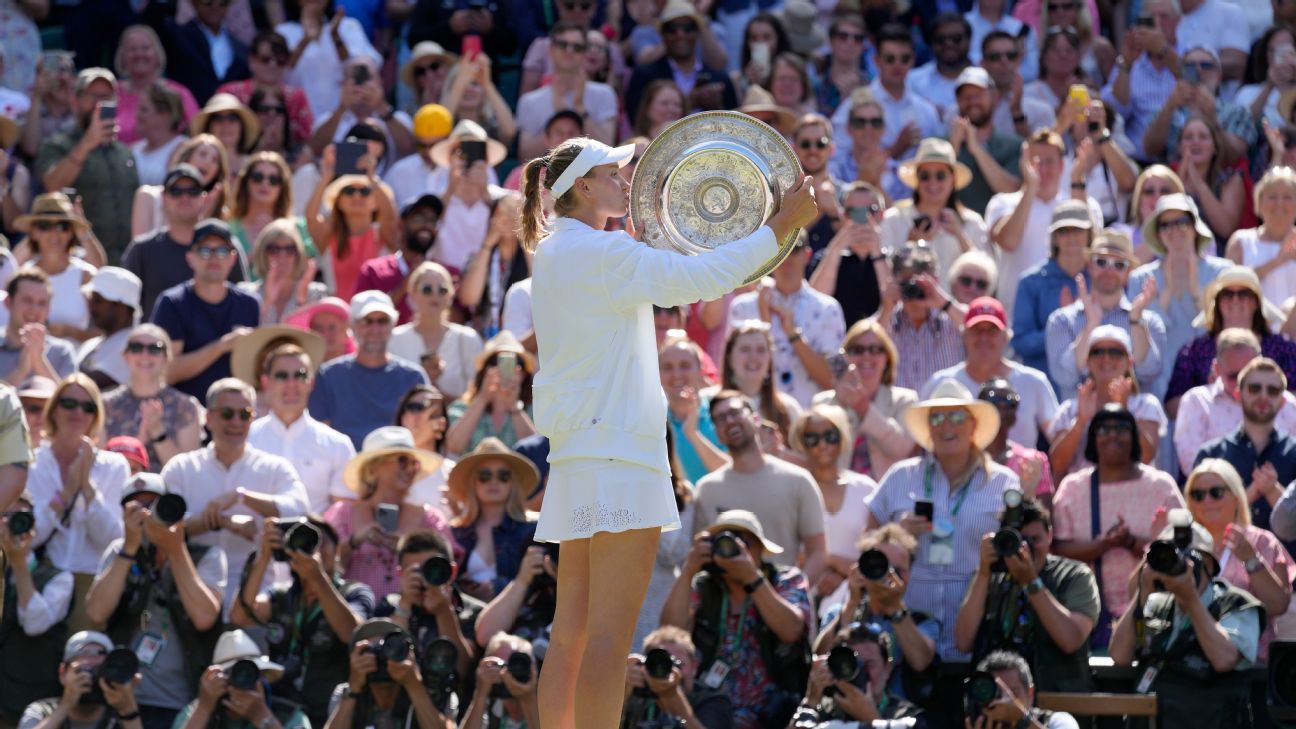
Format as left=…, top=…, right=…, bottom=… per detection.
left=531, top=216, right=779, bottom=542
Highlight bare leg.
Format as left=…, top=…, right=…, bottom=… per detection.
left=574, top=527, right=661, bottom=728
left=537, top=537, right=591, bottom=729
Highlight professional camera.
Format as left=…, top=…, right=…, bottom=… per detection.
left=490, top=652, right=534, bottom=699
left=273, top=519, right=320, bottom=562
left=990, top=490, right=1025, bottom=573
left=6, top=510, right=33, bottom=536
left=421, top=555, right=455, bottom=586
left=365, top=634, right=412, bottom=683
left=900, top=280, right=925, bottom=300
left=712, top=530, right=741, bottom=559
left=1147, top=510, right=1196, bottom=578
left=964, top=671, right=1000, bottom=718
left=530, top=541, right=560, bottom=591
left=632, top=647, right=681, bottom=698
left=153, top=493, right=187, bottom=526
left=824, top=643, right=868, bottom=698
left=228, top=659, right=261, bottom=691
left=422, top=638, right=458, bottom=676
left=858, top=548, right=890, bottom=581
left=81, top=648, right=139, bottom=706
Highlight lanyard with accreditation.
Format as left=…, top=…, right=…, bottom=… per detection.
left=923, top=459, right=978, bottom=566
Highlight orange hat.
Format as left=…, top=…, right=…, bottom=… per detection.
left=413, top=104, right=453, bottom=141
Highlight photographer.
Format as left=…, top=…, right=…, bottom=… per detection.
left=83, top=475, right=226, bottom=729
left=325, top=619, right=454, bottom=729
left=792, top=622, right=926, bottom=728
left=621, top=626, right=732, bottom=729
left=473, top=543, right=556, bottom=659
left=963, top=651, right=1077, bottom=729
left=462, top=632, right=540, bottom=729
left=659, top=509, right=813, bottom=729
left=1, top=492, right=73, bottom=726
left=382, top=531, right=479, bottom=685
left=814, top=525, right=938, bottom=703
left=176, top=630, right=309, bottom=729
left=20, top=631, right=143, bottom=729
left=1109, top=513, right=1263, bottom=728
left=954, top=497, right=1098, bottom=692
left=230, top=517, right=373, bottom=727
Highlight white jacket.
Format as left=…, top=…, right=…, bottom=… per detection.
left=531, top=217, right=778, bottom=470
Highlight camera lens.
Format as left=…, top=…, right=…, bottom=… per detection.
left=153, top=493, right=187, bottom=526
left=712, top=531, right=741, bottom=559
left=424, top=638, right=458, bottom=675
left=7, top=510, right=34, bottom=536
left=380, top=635, right=412, bottom=663
left=964, top=671, right=999, bottom=717
left=505, top=652, right=533, bottom=684
left=421, top=555, right=454, bottom=586
left=826, top=644, right=861, bottom=681
left=96, top=649, right=139, bottom=686
left=992, top=528, right=1023, bottom=557
left=858, top=548, right=890, bottom=581
left=1147, top=539, right=1187, bottom=575
left=901, top=281, right=926, bottom=300
left=644, top=648, right=676, bottom=680
left=285, top=522, right=320, bottom=555
left=228, top=659, right=261, bottom=691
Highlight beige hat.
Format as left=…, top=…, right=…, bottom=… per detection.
left=13, top=192, right=90, bottom=235
left=446, top=437, right=540, bottom=509
left=898, top=138, right=973, bottom=191
left=1090, top=228, right=1135, bottom=259
left=474, top=330, right=537, bottom=374
left=401, top=41, right=458, bottom=90
left=777, top=0, right=827, bottom=56
left=343, top=426, right=442, bottom=494
left=322, top=174, right=379, bottom=211
left=707, top=509, right=784, bottom=554
left=190, top=93, right=260, bottom=154
left=736, top=86, right=797, bottom=136
left=656, top=0, right=704, bottom=31
left=901, top=379, right=1000, bottom=452
left=213, top=630, right=284, bottom=683
left=1048, top=199, right=1095, bottom=233
left=230, top=325, right=326, bottom=386
left=1193, top=264, right=1287, bottom=330
left=1141, top=193, right=1213, bottom=256
left=428, top=119, right=508, bottom=168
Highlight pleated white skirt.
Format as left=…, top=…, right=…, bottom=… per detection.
left=534, top=457, right=682, bottom=542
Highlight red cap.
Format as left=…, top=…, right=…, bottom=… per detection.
left=106, top=436, right=149, bottom=470
left=964, top=296, right=1007, bottom=330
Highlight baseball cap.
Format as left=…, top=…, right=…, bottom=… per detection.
left=1091, top=229, right=1135, bottom=259
left=17, top=375, right=56, bottom=400
left=63, top=631, right=114, bottom=661
left=106, top=436, right=149, bottom=471
left=954, top=66, right=994, bottom=92
left=964, top=296, right=1007, bottom=331
left=350, top=618, right=406, bottom=649
left=350, top=290, right=398, bottom=322
left=75, top=68, right=116, bottom=94
left=400, top=194, right=444, bottom=219
left=120, top=473, right=167, bottom=506
left=1048, top=200, right=1094, bottom=233
left=192, top=218, right=234, bottom=248
left=1088, top=324, right=1132, bottom=353
left=164, top=164, right=204, bottom=189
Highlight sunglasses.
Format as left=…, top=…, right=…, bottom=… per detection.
left=1245, top=382, right=1285, bottom=397
left=265, top=243, right=298, bottom=257
left=253, top=104, right=287, bottom=115
left=477, top=468, right=514, bottom=483
left=562, top=0, right=593, bottom=8
left=249, top=171, right=283, bottom=186
left=849, top=116, right=885, bottom=129
left=1188, top=486, right=1229, bottom=502
left=801, top=429, right=842, bottom=448
left=832, top=30, right=866, bottom=42
left=1183, top=59, right=1218, bottom=72
left=126, top=341, right=167, bottom=355
left=955, top=275, right=990, bottom=291
left=918, top=169, right=949, bottom=183
left=663, top=22, right=698, bottom=35
left=403, top=401, right=444, bottom=415
left=1140, top=185, right=1176, bottom=197
left=1088, top=346, right=1127, bottom=359
left=217, top=407, right=254, bottom=421
left=193, top=245, right=235, bottom=260
left=33, top=220, right=72, bottom=232
left=928, top=410, right=968, bottom=427
left=1156, top=215, right=1194, bottom=232
left=341, top=186, right=373, bottom=198
left=553, top=39, right=589, bottom=53
left=270, top=368, right=309, bottom=382
left=1095, top=421, right=1134, bottom=436
left=845, top=343, right=887, bottom=356
left=1219, top=288, right=1255, bottom=302
left=1091, top=255, right=1129, bottom=271
left=420, top=284, right=450, bottom=296
left=208, top=112, right=242, bottom=125
left=798, top=137, right=830, bottom=150
left=22, top=403, right=45, bottom=415
left=166, top=185, right=203, bottom=198
left=933, top=33, right=966, bottom=45
left=881, top=53, right=913, bottom=64
left=984, top=50, right=1020, bottom=62
left=388, top=454, right=418, bottom=469
left=413, top=61, right=445, bottom=78
left=56, top=397, right=96, bottom=414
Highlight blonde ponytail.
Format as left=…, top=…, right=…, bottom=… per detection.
left=517, top=138, right=596, bottom=252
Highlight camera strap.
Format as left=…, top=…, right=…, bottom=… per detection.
left=1089, top=469, right=1103, bottom=587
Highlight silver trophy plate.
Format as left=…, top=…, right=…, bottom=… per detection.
left=630, top=111, right=802, bottom=285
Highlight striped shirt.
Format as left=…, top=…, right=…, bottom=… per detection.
left=1102, top=56, right=1176, bottom=161
left=1043, top=299, right=1167, bottom=401
left=868, top=453, right=1021, bottom=660
left=887, top=309, right=966, bottom=394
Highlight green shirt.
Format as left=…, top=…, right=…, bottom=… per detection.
left=34, top=128, right=139, bottom=263
left=956, top=131, right=1023, bottom=216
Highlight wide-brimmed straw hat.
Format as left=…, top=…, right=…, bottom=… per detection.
left=737, top=85, right=797, bottom=136
left=342, top=426, right=441, bottom=493
left=777, top=0, right=827, bottom=56
left=474, top=330, right=537, bottom=374
left=322, top=174, right=379, bottom=210
left=428, top=119, right=507, bottom=168
left=898, top=138, right=973, bottom=191
left=230, top=325, right=326, bottom=386
left=1192, top=264, right=1287, bottom=330
left=656, top=0, right=704, bottom=31
left=446, top=437, right=540, bottom=507
left=14, top=192, right=90, bottom=235
left=401, top=41, right=458, bottom=89
left=1141, top=193, right=1213, bottom=256
left=190, top=93, right=260, bottom=153
left=901, top=379, right=1000, bottom=452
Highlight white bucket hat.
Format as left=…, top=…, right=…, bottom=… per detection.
left=213, top=630, right=284, bottom=682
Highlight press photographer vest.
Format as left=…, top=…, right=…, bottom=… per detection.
left=691, top=565, right=811, bottom=696
left=0, top=562, right=69, bottom=723
left=106, top=545, right=222, bottom=696
left=264, top=579, right=367, bottom=724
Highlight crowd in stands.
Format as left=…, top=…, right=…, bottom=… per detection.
left=3, top=0, right=1296, bottom=727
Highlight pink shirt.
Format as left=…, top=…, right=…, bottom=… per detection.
left=1216, top=524, right=1296, bottom=664
left=1006, top=441, right=1055, bottom=497
left=323, top=498, right=460, bottom=600
left=116, top=79, right=200, bottom=144
left=1174, top=380, right=1296, bottom=475
left=1053, top=465, right=1186, bottom=618
left=331, top=227, right=382, bottom=302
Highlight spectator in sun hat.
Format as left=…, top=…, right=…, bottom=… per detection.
left=17, top=374, right=54, bottom=449
left=383, top=104, right=453, bottom=207
left=1012, top=199, right=1097, bottom=377
left=78, top=266, right=143, bottom=390
left=401, top=42, right=457, bottom=111
left=284, top=296, right=356, bottom=364
left=173, top=628, right=310, bottom=729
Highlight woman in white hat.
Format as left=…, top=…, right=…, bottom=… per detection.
left=14, top=192, right=101, bottom=341
left=517, top=135, right=818, bottom=725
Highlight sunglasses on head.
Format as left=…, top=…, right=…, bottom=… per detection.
left=477, top=468, right=513, bottom=483
left=801, top=429, right=841, bottom=448
left=881, top=53, right=913, bottom=64
left=928, top=410, right=968, bottom=427
left=1245, top=382, right=1285, bottom=397
left=270, top=368, right=309, bottom=382
left=845, top=343, right=887, bottom=356
left=193, top=245, right=234, bottom=260
left=1188, top=485, right=1229, bottom=502
left=217, top=406, right=254, bottom=421
left=552, top=39, right=589, bottom=53
left=33, top=220, right=72, bottom=232
left=403, top=400, right=444, bottom=415
left=957, top=275, right=990, bottom=291
left=849, top=116, right=885, bottom=129
left=420, top=284, right=450, bottom=296
left=798, top=137, right=830, bottom=150
left=126, top=341, right=167, bottom=355
left=980, top=390, right=1019, bottom=408
left=1156, top=215, right=1194, bottom=232
left=832, top=30, right=866, bottom=42
left=1091, top=255, right=1129, bottom=271
left=413, top=61, right=445, bottom=78
left=56, top=397, right=96, bottom=414
left=1095, top=421, right=1134, bottom=436
left=918, top=169, right=949, bottom=183
left=249, top=171, right=283, bottom=186
left=341, top=186, right=373, bottom=198
left=984, top=49, right=1020, bottom=62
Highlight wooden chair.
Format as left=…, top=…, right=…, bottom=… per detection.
left=1035, top=692, right=1158, bottom=728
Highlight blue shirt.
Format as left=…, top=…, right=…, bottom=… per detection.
left=308, top=354, right=430, bottom=449
left=1012, top=259, right=1087, bottom=376
left=151, top=283, right=261, bottom=401
left=451, top=515, right=538, bottom=595
left=1195, top=428, right=1296, bottom=557
left=1043, top=299, right=1167, bottom=401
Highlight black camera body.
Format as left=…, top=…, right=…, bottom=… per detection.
left=81, top=648, right=139, bottom=706
left=7, top=510, right=34, bottom=536
left=153, top=493, right=187, bottom=526
left=490, top=652, right=534, bottom=699
left=228, top=659, right=261, bottom=691
left=365, top=634, right=412, bottom=683
left=1148, top=521, right=1196, bottom=578
left=991, top=490, right=1026, bottom=573
left=900, top=281, right=926, bottom=300
left=530, top=542, right=560, bottom=591
left=964, top=671, right=999, bottom=718
left=421, top=555, right=454, bottom=586
left=858, top=548, right=890, bottom=581
left=824, top=643, right=868, bottom=698
left=702, top=530, right=743, bottom=576
left=632, top=647, right=680, bottom=698
left=273, top=519, right=320, bottom=562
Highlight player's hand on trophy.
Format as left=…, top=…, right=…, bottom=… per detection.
left=768, top=176, right=819, bottom=240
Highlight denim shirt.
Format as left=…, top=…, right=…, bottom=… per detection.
left=451, top=515, right=538, bottom=594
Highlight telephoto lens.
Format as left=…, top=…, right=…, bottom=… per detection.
left=492, top=653, right=534, bottom=699
left=284, top=521, right=321, bottom=555
left=644, top=648, right=676, bottom=680
left=858, top=548, right=890, bottom=581
left=7, top=510, right=34, bottom=536
left=379, top=634, right=412, bottom=663
left=826, top=644, right=861, bottom=681
left=228, top=659, right=261, bottom=691
left=423, top=638, right=458, bottom=676
left=992, top=528, right=1023, bottom=558
left=152, top=493, right=187, bottom=526
left=1147, top=539, right=1188, bottom=576
left=97, top=648, right=140, bottom=686
left=964, top=671, right=1000, bottom=718
left=711, top=530, right=741, bottom=559
left=421, top=555, right=454, bottom=586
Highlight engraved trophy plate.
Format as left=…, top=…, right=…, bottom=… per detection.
left=630, top=111, right=802, bottom=284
